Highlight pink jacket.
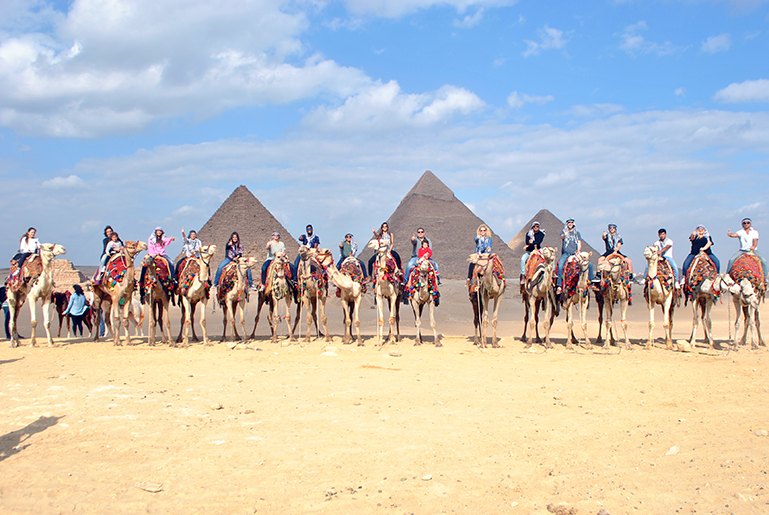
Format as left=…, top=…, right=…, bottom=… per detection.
left=148, top=236, right=173, bottom=257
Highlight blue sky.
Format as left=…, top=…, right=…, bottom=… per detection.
left=1, top=0, right=768, bottom=266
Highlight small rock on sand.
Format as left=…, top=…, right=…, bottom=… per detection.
left=135, top=482, right=163, bottom=493
left=211, top=403, right=223, bottom=410
left=422, top=474, right=432, bottom=481
left=320, top=351, right=338, bottom=357
left=389, top=351, right=402, bottom=357
left=665, top=445, right=680, bottom=456
left=755, top=429, right=768, bottom=437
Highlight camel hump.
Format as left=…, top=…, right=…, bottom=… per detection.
left=730, top=253, right=766, bottom=296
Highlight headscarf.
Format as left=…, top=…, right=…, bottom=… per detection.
left=695, top=225, right=710, bottom=239
left=526, top=221, right=545, bottom=240
left=563, top=220, right=579, bottom=248
left=149, top=226, right=164, bottom=245
left=606, top=224, right=621, bottom=249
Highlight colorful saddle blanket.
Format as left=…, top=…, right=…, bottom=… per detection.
left=336, top=257, right=366, bottom=297
left=470, top=254, right=505, bottom=293
left=525, top=250, right=545, bottom=281
left=143, top=257, right=174, bottom=297
left=298, top=267, right=328, bottom=297
left=267, top=259, right=294, bottom=300
left=405, top=258, right=439, bottom=302
left=177, top=258, right=202, bottom=296
left=5, top=255, right=42, bottom=293
left=730, top=253, right=766, bottom=297
left=644, top=257, right=676, bottom=302
left=685, top=254, right=718, bottom=301
left=98, top=254, right=129, bottom=289
left=562, top=255, right=582, bottom=299
left=600, top=258, right=632, bottom=304
left=374, top=255, right=402, bottom=288
left=216, top=262, right=242, bottom=305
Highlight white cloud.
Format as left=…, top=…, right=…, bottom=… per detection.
left=341, top=0, right=516, bottom=18
left=42, top=174, right=85, bottom=188
left=675, top=87, right=686, bottom=97
left=619, top=21, right=681, bottom=56
left=701, top=33, right=731, bottom=53
left=534, top=168, right=576, bottom=187
left=714, top=79, right=769, bottom=103
left=507, top=90, right=554, bottom=108
left=567, top=103, right=624, bottom=117
left=523, top=25, right=567, bottom=57
left=301, top=81, right=485, bottom=132
left=454, top=8, right=484, bottom=28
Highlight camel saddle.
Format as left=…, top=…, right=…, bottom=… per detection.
left=298, top=267, right=328, bottom=297
left=730, top=253, right=766, bottom=297
left=216, top=261, right=241, bottom=305
left=469, top=253, right=505, bottom=294
left=265, top=259, right=294, bottom=300
left=373, top=255, right=402, bottom=288
left=337, top=257, right=367, bottom=297
left=6, top=255, right=43, bottom=293
left=177, top=258, right=203, bottom=296
left=143, top=256, right=174, bottom=298
left=644, top=257, right=678, bottom=303
left=561, top=255, right=582, bottom=298
left=685, top=254, right=718, bottom=302
left=523, top=249, right=551, bottom=291
left=600, top=258, right=632, bottom=304
left=405, top=258, right=439, bottom=300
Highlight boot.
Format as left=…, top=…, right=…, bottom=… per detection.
left=139, top=286, right=145, bottom=305
left=434, top=292, right=440, bottom=307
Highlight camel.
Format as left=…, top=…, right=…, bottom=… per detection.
left=724, top=252, right=766, bottom=349
left=467, top=252, right=506, bottom=348
left=560, top=252, right=593, bottom=350
left=141, top=255, right=175, bottom=346
left=596, top=255, right=632, bottom=350
left=642, top=246, right=678, bottom=350
left=7, top=243, right=67, bottom=347
left=218, top=257, right=258, bottom=343
left=368, top=239, right=402, bottom=346
left=175, top=245, right=217, bottom=346
left=92, top=241, right=147, bottom=346
left=314, top=249, right=365, bottom=345
left=683, top=253, right=729, bottom=350
left=405, top=257, right=440, bottom=347
left=290, top=246, right=329, bottom=343
left=523, top=247, right=557, bottom=349
left=249, top=251, right=296, bottom=344
left=52, top=291, right=72, bottom=338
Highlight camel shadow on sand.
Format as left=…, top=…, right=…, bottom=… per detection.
left=0, top=415, right=64, bottom=463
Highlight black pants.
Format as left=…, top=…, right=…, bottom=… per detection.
left=71, top=313, right=85, bottom=336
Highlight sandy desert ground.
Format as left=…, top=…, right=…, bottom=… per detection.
left=1, top=279, right=768, bottom=514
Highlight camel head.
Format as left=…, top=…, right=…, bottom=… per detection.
left=367, top=239, right=388, bottom=255
left=39, top=243, right=67, bottom=260
left=643, top=246, right=659, bottom=262
left=124, top=241, right=148, bottom=258
left=201, top=244, right=217, bottom=261
left=578, top=252, right=591, bottom=271
left=313, top=249, right=334, bottom=269
left=238, top=257, right=258, bottom=270
left=540, top=246, right=556, bottom=263
left=298, top=244, right=310, bottom=260
left=141, top=255, right=155, bottom=268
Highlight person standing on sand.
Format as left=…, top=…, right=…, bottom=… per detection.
left=62, top=284, right=89, bottom=337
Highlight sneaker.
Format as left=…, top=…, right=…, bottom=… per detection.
left=675, top=281, right=681, bottom=289
left=465, top=279, right=471, bottom=288
left=556, top=287, right=562, bottom=295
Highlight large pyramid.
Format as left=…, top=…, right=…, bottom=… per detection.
left=358, top=171, right=518, bottom=280
left=507, top=209, right=601, bottom=268
left=188, top=185, right=298, bottom=269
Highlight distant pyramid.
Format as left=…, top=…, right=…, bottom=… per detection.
left=188, top=185, right=298, bottom=269
left=52, top=259, right=89, bottom=292
left=507, top=209, right=601, bottom=270
left=359, top=171, right=518, bottom=280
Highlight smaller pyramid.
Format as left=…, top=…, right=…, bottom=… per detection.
left=359, top=171, right=518, bottom=279
left=508, top=209, right=601, bottom=268
left=52, top=259, right=89, bottom=292
left=189, top=186, right=298, bottom=269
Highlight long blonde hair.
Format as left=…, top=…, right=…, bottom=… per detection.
left=476, top=224, right=491, bottom=238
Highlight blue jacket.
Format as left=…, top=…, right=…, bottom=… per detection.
left=63, top=293, right=89, bottom=316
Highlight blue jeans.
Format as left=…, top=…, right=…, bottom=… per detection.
left=556, top=253, right=594, bottom=287
left=520, top=252, right=530, bottom=275
left=215, top=258, right=252, bottom=287
left=727, top=250, right=768, bottom=279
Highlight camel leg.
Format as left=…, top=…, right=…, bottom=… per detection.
left=249, top=294, right=265, bottom=340
left=521, top=294, right=529, bottom=343
left=620, top=299, right=630, bottom=349
left=236, top=301, right=246, bottom=342
left=286, top=300, right=296, bottom=342
left=354, top=298, right=363, bottom=346
left=580, top=297, right=591, bottom=350
left=491, top=296, right=501, bottom=348
left=703, top=300, right=715, bottom=349
left=199, top=301, right=209, bottom=345
left=412, top=300, right=422, bottom=346
left=543, top=299, right=554, bottom=349
left=180, top=298, right=191, bottom=347
left=189, top=301, right=199, bottom=342
left=688, top=299, right=699, bottom=348
left=430, top=302, right=440, bottom=347
left=41, top=297, right=54, bottom=347
left=756, top=307, right=765, bottom=348
left=646, top=302, right=656, bottom=350
left=29, top=297, right=38, bottom=347
left=525, top=297, right=536, bottom=349
left=393, top=292, right=401, bottom=343
left=602, top=303, right=612, bottom=349
left=595, top=293, right=605, bottom=345
left=221, top=305, right=229, bottom=343
left=376, top=292, right=384, bottom=346
left=664, top=300, right=674, bottom=350
left=9, top=299, right=21, bottom=348
left=342, top=300, right=352, bottom=345
left=387, top=294, right=397, bottom=344
left=565, top=302, right=574, bottom=350
left=321, top=295, right=330, bottom=343
left=300, top=294, right=311, bottom=342
left=310, top=296, right=321, bottom=339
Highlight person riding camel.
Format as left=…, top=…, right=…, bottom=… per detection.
left=556, top=218, right=594, bottom=294
left=727, top=218, right=768, bottom=281
left=261, top=231, right=286, bottom=291
left=213, top=232, right=253, bottom=289
left=338, top=233, right=368, bottom=278
left=598, top=223, right=633, bottom=281
left=140, top=226, right=176, bottom=303
left=682, top=225, right=720, bottom=283
left=10, top=227, right=40, bottom=278
left=95, top=231, right=124, bottom=284
left=405, top=228, right=439, bottom=283
left=520, top=221, right=545, bottom=283
left=466, top=224, right=492, bottom=287
left=367, top=222, right=401, bottom=277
